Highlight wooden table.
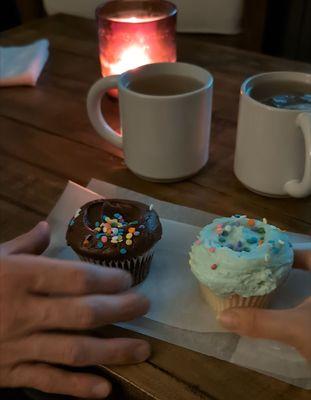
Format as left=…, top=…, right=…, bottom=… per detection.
left=0, top=14, right=310, bottom=400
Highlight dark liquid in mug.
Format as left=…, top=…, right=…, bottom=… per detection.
left=128, top=74, right=203, bottom=96
left=250, top=80, right=311, bottom=111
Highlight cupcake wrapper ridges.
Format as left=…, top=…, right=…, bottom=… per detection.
left=79, top=249, right=154, bottom=286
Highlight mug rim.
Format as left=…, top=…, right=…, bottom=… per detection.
left=241, top=70, right=311, bottom=113
left=118, top=62, right=213, bottom=99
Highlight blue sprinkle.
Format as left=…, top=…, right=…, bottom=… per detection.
left=247, top=237, right=258, bottom=244
left=139, top=224, right=145, bottom=229
left=95, top=221, right=100, bottom=227
left=114, top=213, right=121, bottom=218
left=120, top=248, right=127, bottom=254
left=96, top=233, right=104, bottom=239
left=102, top=215, right=106, bottom=220
left=235, top=214, right=241, bottom=218
left=96, top=241, right=104, bottom=248
left=69, top=219, right=75, bottom=226
left=219, top=237, right=226, bottom=243
left=237, top=240, right=243, bottom=247
left=134, top=231, right=140, bottom=236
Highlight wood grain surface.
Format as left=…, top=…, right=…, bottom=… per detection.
left=0, top=14, right=310, bottom=400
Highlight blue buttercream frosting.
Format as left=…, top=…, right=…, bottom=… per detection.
left=189, top=216, right=294, bottom=297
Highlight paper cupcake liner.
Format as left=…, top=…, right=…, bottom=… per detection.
left=79, top=249, right=154, bottom=286
left=199, top=283, right=273, bottom=315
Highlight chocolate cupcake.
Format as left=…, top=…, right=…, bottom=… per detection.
left=66, top=199, right=162, bottom=285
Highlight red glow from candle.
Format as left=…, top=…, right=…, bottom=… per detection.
left=106, top=43, right=151, bottom=75
left=97, top=5, right=177, bottom=96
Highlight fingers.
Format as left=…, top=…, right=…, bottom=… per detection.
left=9, top=363, right=111, bottom=398
left=294, top=250, right=311, bottom=271
left=5, top=255, right=132, bottom=295
left=0, top=221, right=50, bottom=257
left=217, top=307, right=300, bottom=346
left=4, top=333, right=150, bottom=366
left=33, top=292, right=150, bottom=330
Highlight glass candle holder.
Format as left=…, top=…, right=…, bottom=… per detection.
left=96, top=0, right=177, bottom=96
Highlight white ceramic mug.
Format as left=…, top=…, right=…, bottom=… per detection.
left=87, top=62, right=213, bottom=182
left=234, top=71, right=311, bottom=198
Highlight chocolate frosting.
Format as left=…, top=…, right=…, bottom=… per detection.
left=66, top=199, right=162, bottom=261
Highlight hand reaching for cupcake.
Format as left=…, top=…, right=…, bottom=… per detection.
left=0, top=222, right=151, bottom=399
left=218, top=250, right=311, bottom=360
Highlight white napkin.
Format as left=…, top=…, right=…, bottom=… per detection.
left=0, top=39, right=49, bottom=87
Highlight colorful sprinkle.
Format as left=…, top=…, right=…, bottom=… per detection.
left=120, top=248, right=127, bottom=254
left=219, top=237, right=226, bottom=243
left=126, top=233, right=133, bottom=239
left=247, top=219, right=255, bottom=227
left=111, top=227, right=119, bottom=235
left=278, top=240, right=285, bottom=246
left=83, top=240, right=89, bottom=247
left=263, top=218, right=267, bottom=224
left=97, top=241, right=104, bottom=248
left=69, top=219, right=75, bottom=226
left=134, top=231, right=140, bottom=236
left=149, top=204, right=154, bottom=210
left=139, top=224, right=145, bottom=229
left=243, top=247, right=250, bottom=252
left=114, top=213, right=121, bottom=219
left=95, top=221, right=100, bottom=227
left=195, top=240, right=201, bottom=245
left=258, top=239, right=264, bottom=246
left=209, top=247, right=216, bottom=253
left=101, top=236, right=107, bottom=243
left=246, top=237, right=258, bottom=244
left=264, top=254, right=270, bottom=262
left=257, top=227, right=265, bottom=234
left=224, top=225, right=232, bottom=232
left=128, top=227, right=136, bottom=233
left=126, top=239, right=133, bottom=246
left=211, top=263, right=218, bottom=270
left=237, top=240, right=243, bottom=247
left=222, top=230, right=229, bottom=237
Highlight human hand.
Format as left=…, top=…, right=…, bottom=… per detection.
left=0, top=222, right=150, bottom=398
left=218, top=250, right=311, bottom=359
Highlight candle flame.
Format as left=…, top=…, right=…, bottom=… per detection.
left=109, top=45, right=151, bottom=75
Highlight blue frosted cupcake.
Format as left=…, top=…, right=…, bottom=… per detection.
left=189, top=215, right=294, bottom=313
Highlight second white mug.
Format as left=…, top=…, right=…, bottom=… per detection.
left=234, top=71, right=311, bottom=198
left=87, top=62, right=213, bottom=182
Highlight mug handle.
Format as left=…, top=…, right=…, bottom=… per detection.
left=284, top=112, right=311, bottom=198
left=87, top=76, right=123, bottom=149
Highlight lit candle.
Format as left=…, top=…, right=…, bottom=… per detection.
left=96, top=0, right=177, bottom=96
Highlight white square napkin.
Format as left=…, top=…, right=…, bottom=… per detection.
left=0, top=39, right=49, bottom=87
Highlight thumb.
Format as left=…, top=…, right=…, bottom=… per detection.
left=217, top=307, right=299, bottom=346
left=0, top=221, right=50, bottom=256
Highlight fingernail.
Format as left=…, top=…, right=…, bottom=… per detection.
left=217, top=311, right=239, bottom=330
left=135, top=343, right=151, bottom=362
left=92, top=382, right=110, bottom=398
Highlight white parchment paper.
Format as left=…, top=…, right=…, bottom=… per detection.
left=45, top=180, right=311, bottom=389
